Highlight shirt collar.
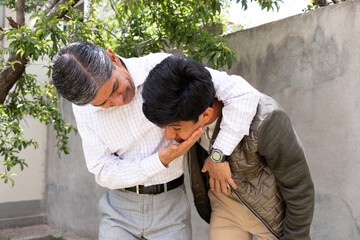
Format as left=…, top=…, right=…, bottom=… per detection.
left=117, top=55, right=147, bottom=89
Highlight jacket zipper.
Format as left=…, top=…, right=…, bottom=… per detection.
left=229, top=185, right=280, bottom=239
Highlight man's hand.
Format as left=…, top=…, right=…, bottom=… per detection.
left=159, top=127, right=203, bottom=166
left=202, top=157, right=237, bottom=195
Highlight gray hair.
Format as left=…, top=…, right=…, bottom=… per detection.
left=52, top=42, right=115, bottom=105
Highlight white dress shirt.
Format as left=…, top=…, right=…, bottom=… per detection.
left=72, top=52, right=259, bottom=189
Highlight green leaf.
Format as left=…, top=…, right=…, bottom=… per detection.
left=8, top=41, right=18, bottom=53
left=9, top=178, right=15, bottom=187
left=213, top=51, right=221, bottom=64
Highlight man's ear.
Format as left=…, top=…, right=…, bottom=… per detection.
left=106, top=49, right=121, bottom=65
left=200, top=107, right=213, bottom=124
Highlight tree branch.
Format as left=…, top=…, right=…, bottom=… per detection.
left=45, top=0, right=80, bottom=19
left=6, top=16, right=19, bottom=28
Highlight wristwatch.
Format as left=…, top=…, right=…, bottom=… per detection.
left=209, top=148, right=229, bottom=163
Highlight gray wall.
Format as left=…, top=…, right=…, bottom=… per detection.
left=46, top=100, right=104, bottom=237
left=223, top=1, right=360, bottom=239
left=45, top=1, right=360, bottom=239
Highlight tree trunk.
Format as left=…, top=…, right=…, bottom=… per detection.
left=0, top=54, right=28, bottom=104
left=316, top=0, right=329, bottom=7
left=0, top=0, right=26, bottom=104
left=0, top=0, right=79, bottom=104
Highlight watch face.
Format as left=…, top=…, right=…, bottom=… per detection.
left=212, top=151, right=221, bottom=161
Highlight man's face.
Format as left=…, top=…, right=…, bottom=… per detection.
left=163, top=107, right=213, bottom=143
left=90, top=51, right=135, bottom=108
left=164, top=120, right=204, bottom=143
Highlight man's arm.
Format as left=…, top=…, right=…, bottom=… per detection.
left=73, top=106, right=202, bottom=190
left=202, top=68, right=260, bottom=194
left=259, top=110, right=314, bottom=240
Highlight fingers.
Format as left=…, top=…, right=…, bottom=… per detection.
left=221, top=180, right=229, bottom=195
left=209, top=176, right=215, bottom=191
left=201, top=157, right=211, bottom=173
left=201, top=164, right=208, bottom=173
left=226, top=177, right=237, bottom=190
left=215, top=180, right=221, bottom=194
left=178, top=127, right=203, bottom=152
left=185, top=127, right=203, bottom=144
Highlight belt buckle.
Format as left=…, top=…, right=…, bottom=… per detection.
left=135, top=185, right=149, bottom=195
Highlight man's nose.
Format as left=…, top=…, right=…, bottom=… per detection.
left=111, top=94, right=124, bottom=107
left=165, top=127, right=176, bottom=140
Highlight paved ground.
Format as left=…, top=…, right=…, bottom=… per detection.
left=0, top=224, right=88, bottom=240
left=0, top=173, right=208, bottom=240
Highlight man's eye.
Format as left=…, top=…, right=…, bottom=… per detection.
left=173, top=128, right=181, bottom=131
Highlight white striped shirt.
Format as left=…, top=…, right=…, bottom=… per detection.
left=72, top=53, right=259, bottom=189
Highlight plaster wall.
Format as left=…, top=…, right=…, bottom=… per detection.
left=223, top=1, right=360, bottom=239
left=0, top=61, right=49, bottom=203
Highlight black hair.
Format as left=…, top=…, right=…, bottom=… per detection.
left=52, top=42, right=115, bottom=105
left=142, top=55, right=215, bottom=126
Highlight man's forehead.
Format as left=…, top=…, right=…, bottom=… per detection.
left=90, top=76, right=117, bottom=106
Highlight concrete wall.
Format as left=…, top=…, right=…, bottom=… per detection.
left=0, top=113, right=47, bottom=228
left=223, top=1, right=360, bottom=239
left=46, top=100, right=104, bottom=237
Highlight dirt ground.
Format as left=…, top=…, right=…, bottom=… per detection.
left=0, top=224, right=88, bottom=240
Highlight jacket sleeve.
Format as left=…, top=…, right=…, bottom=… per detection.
left=258, top=110, right=315, bottom=240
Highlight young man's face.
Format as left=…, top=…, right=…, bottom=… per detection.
left=163, top=108, right=213, bottom=143
left=90, top=50, right=135, bottom=108
left=164, top=120, right=204, bottom=143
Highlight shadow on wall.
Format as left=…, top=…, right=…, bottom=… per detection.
left=311, top=193, right=360, bottom=239
left=256, top=26, right=349, bottom=95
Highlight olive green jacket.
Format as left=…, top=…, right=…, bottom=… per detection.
left=188, top=94, right=314, bottom=240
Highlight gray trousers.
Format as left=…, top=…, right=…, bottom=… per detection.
left=98, top=185, right=191, bottom=240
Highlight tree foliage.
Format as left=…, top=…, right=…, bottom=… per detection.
left=0, top=0, right=282, bottom=186
left=304, top=0, right=345, bottom=12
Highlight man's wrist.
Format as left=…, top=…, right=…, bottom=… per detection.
left=209, top=148, right=229, bottom=163
left=158, top=149, right=171, bottom=167
left=212, top=132, right=239, bottom=155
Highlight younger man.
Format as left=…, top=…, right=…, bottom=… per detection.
left=142, top=56, right=315, bottom=240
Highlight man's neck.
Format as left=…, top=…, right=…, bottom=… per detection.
left=206, top=99, right=222, bottom=125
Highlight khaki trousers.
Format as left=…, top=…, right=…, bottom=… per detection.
left=208, top=190, right=277, bottom=240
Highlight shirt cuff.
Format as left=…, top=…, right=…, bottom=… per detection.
left=139, top=152, right=167, bottom=177
left=212, top=131, right=244, bottom=156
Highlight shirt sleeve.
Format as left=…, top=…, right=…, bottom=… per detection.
left=72, top=105, right=167, bottom=190
left=206, top=68, right=260, bottom=155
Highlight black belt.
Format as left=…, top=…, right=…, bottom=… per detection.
left=125, top=174, right=184, bottom=195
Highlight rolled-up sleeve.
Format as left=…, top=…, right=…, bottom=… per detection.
left=207, top=68, right=260, bottom=155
